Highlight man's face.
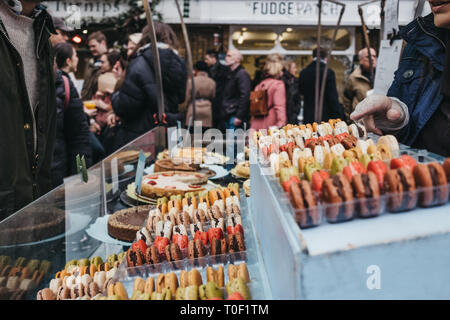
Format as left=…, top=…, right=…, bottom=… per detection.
left=225, top=50, right=239, bottom=66
left=50, top=29, right=68, bottom=47
left=204, top=54, right=216, bottom=67
left=88, top=39, right=106, bottom=58
left=359, top=48, right=377, bottom=71
left=127, top=40, right=137, bottom=57
left=429, top=0, right=450, bottom=28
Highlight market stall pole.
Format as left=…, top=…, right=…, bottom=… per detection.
left=318, top=0, right=346, bottom=120
left=357, top=0, right=380, bottom=86
left=314, top=0, right=323, bottom=123
left=174, top=0, right=196, bottom=128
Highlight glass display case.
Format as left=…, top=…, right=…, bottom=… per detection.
left=0, top=126, right=270, bottom=300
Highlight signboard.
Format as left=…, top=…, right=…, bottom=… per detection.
left=157, top=0, right=418, bottom=26
left=373, top=40, right=403, bottom=95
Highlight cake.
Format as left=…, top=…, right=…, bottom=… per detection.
left=108, top=206, right=153, bottom=242
left=140, top=171, right=208, bottom=198
left=0, top=206, right=65, bottom=246
left=153, top=159, right=200, bottom=173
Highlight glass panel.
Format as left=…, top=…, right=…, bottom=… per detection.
left=232, top=29, right=277, bottom=50
left=280, top=27, right=351, bottom=51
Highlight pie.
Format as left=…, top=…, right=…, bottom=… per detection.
left=153, top=159, right=200, bottom=173
left=108, top=206, right=153, bottom=242
left=140, top=171, right=209, bottom=198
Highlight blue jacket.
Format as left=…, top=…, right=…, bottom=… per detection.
left=387, top=13, right=446, bottom=146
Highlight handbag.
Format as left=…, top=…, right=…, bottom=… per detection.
left=249, top=84, right=269, bottom=117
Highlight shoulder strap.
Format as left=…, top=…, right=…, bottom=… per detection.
left=62, top=75, right=70, bottom=110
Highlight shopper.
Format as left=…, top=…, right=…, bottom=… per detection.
left=49, top=15, right=72, bottom=46
left=250, top=54, right=287, bottom=131
left=205, top=49, right=229, bottom=130
left=99, top=50, right=121, bottom=74
left=185, top=61, right=216, bottom=129
left=0, top=0, right=57, bottom=221
left=221, top=49, right=251, bottom=130
left=298, top=47, right=344, bottom=124
left=81, top=31, right=108, bottom=101
left=281, top=59, right=300, bottom=125
left=127, top=33, right=142, bottom=58
left=111, top=21, right=187, bottom=150
left=351, top=5, right=450, bottom=157
left=342, top=47, right=377, bottom=122
left=251, top=56, right=266, bottom=90
left=52, top=42, right=92, bottom=187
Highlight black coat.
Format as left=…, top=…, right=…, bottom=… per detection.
left=281, top=70, right=301, bottom=125
left=208, top=61, right=229, bottom=129
left=221, top=65, right=251, bottom=125
left=298, top=60, right=344, bottom=124
left=52, top=70, right=92, bottom=187
left=0, top=10, right=56, bottom=221
left=112, top=44, right=187, bottom=149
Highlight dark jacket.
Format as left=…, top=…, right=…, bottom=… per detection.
left=221, top=65, right=251, bottom=124
left=298, top=60, right=344, bottom=124
left=281, top=69, right=300, bottom=124
left=52, top=70, right=92, bottom=187
left=387, top=14, right=446, bottom=147
left=208, top=61, right=229, bottom=129
left=112, top=44, right=187, bottom=149
left=0, top=10, right=57, bottom=221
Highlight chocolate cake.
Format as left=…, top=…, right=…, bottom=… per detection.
left=108, top=206, right=153, bottom=242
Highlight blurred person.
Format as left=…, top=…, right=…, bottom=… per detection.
left=0, top=0, right=57, bottom=220
left=281, top=59, right=301, bottom=125
left=342, top=47, right=377, bottom=122
left=184, top=61, right=216, bottom=129
left=221, top=48, right=251, bottom=130
left=250, top=53, right=287, bottom=131
left=99, top=50, right=121, bottom=74
left=52, top=42, right=92, bottom=187
left=111, top=21, right=187, bottom=151
left=81, top=31, right=108, bottom=101
left=50, top=15, right=72, bottom=46
left=127, top=33, right=142, bottom=58
left=298, top=47, right=344, bottom=124
left=205, top=49, right=228, bottom=130
left=251, top=56, right=266, bottom=89
left=351, top=1, right=450, bottom=156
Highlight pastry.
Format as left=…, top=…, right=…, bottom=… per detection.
left=206, top=266, right=224, bottom=288
left=172, top=225, right=189, bottom=249
left=413, top=162, right=449, bottom=207
left=56, top=286, right=70, bottom=300
left=390, top=155, right=418, bottom=171
left=145, top=245, right=162, bottom=265
left=377, top=135, right=399, bottom=156
left=70, top=283, right=84, bottom=299
left=322, top=173, right=355, bottom=222
left=188, top=239, right=207, bottom=260
left=226, top=214, right=244, bottom=236
left=443, top=158, right=450, bottom=181
left=85, top=281, right=100, bottom=298
left=144, top=277, right=155, bottom=294
left=154, top=159, right=200, bottom=172
left=188, top=269, right=203, bottom=287
left=228, top=263, right=250, bottom=283
left=37, top=288, right=56, bottom=300
left=93, top=271, right=106, bottom=289
left=376, top=143, right=392, bottom=160
left=289, top=181, right=319, bottom=228
left=225, top=277, right=251, bottom=300
left=136, top=227, right=153, bottom=247
left=176, top=211, right=191, bottom=232
left=341, top=135, right=357, bottom=149
left=126, top=248, right=145, bottom=267
left=384, top=167, right=417, bottom=212
left=227, top=232, right=246, bottom=253
left=210, top=237, right=228, bottom=256
left=140, top=171, right=208, bottom=198
left=351, top=171, right=381, bottom=218
left=165, top=243, right=182, bottom=262
left=164, top=272, right=178, bottom=296
left=108, top=206, right=151, bottom=242
left=199, top=282, right=224, bottom=300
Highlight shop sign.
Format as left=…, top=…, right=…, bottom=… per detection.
left=43, top=0, right=130, bottom=21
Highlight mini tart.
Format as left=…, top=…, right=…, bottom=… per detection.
left=107, top=206, right=153, bottom=242
left=140, top=171, right=208, bottom=199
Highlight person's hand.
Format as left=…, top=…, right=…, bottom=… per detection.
left=84, top=106, right=97, bottom=118
left=90, top=120, right=101, bottom=135
left=233, top=117, right=242, bottom=127
left=93, top=99, right=110, bottom=111
left=107, top=113, right=120, bottom=128
left=350, top=95, right=407, bottom=135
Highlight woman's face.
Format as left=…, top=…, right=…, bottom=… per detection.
left=429, top=0, right=450, bottom=28
left=289, top=63, right=297, bottom=77
left=99, top=54, right=111, bottom=73
left=69, top=48, right=79, bottom=73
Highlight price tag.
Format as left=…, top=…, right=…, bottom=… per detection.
left=373, top=39, right=403, bottom=95
left=134, top=150, right=147, bottom=195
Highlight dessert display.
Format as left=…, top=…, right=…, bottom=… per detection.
left=253, top=120, right=450, bottom=228
left=124, top=183, right=246, bottom=269
left=112, top=150, right=151, bottom=164
left=37, top=253, right=127, bottom=300
left=140, top=171, right=209, bottom=199
left=243, top=179, right=250, bottom=197
left=231, top=161, right=250, bottom=179
left=153, top=159, right=200, bottom=173
left=0, top=256, right=52, bottom=300
left=157, top=147, right=229, bottom=165
left=108, top=206, right=154, bottom=242
left=0, top=206, right=65, bottom=246
left=129, top=263, right=251, bottom=300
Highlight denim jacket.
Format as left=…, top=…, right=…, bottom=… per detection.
left=387, top=13, right=447, bottom=146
